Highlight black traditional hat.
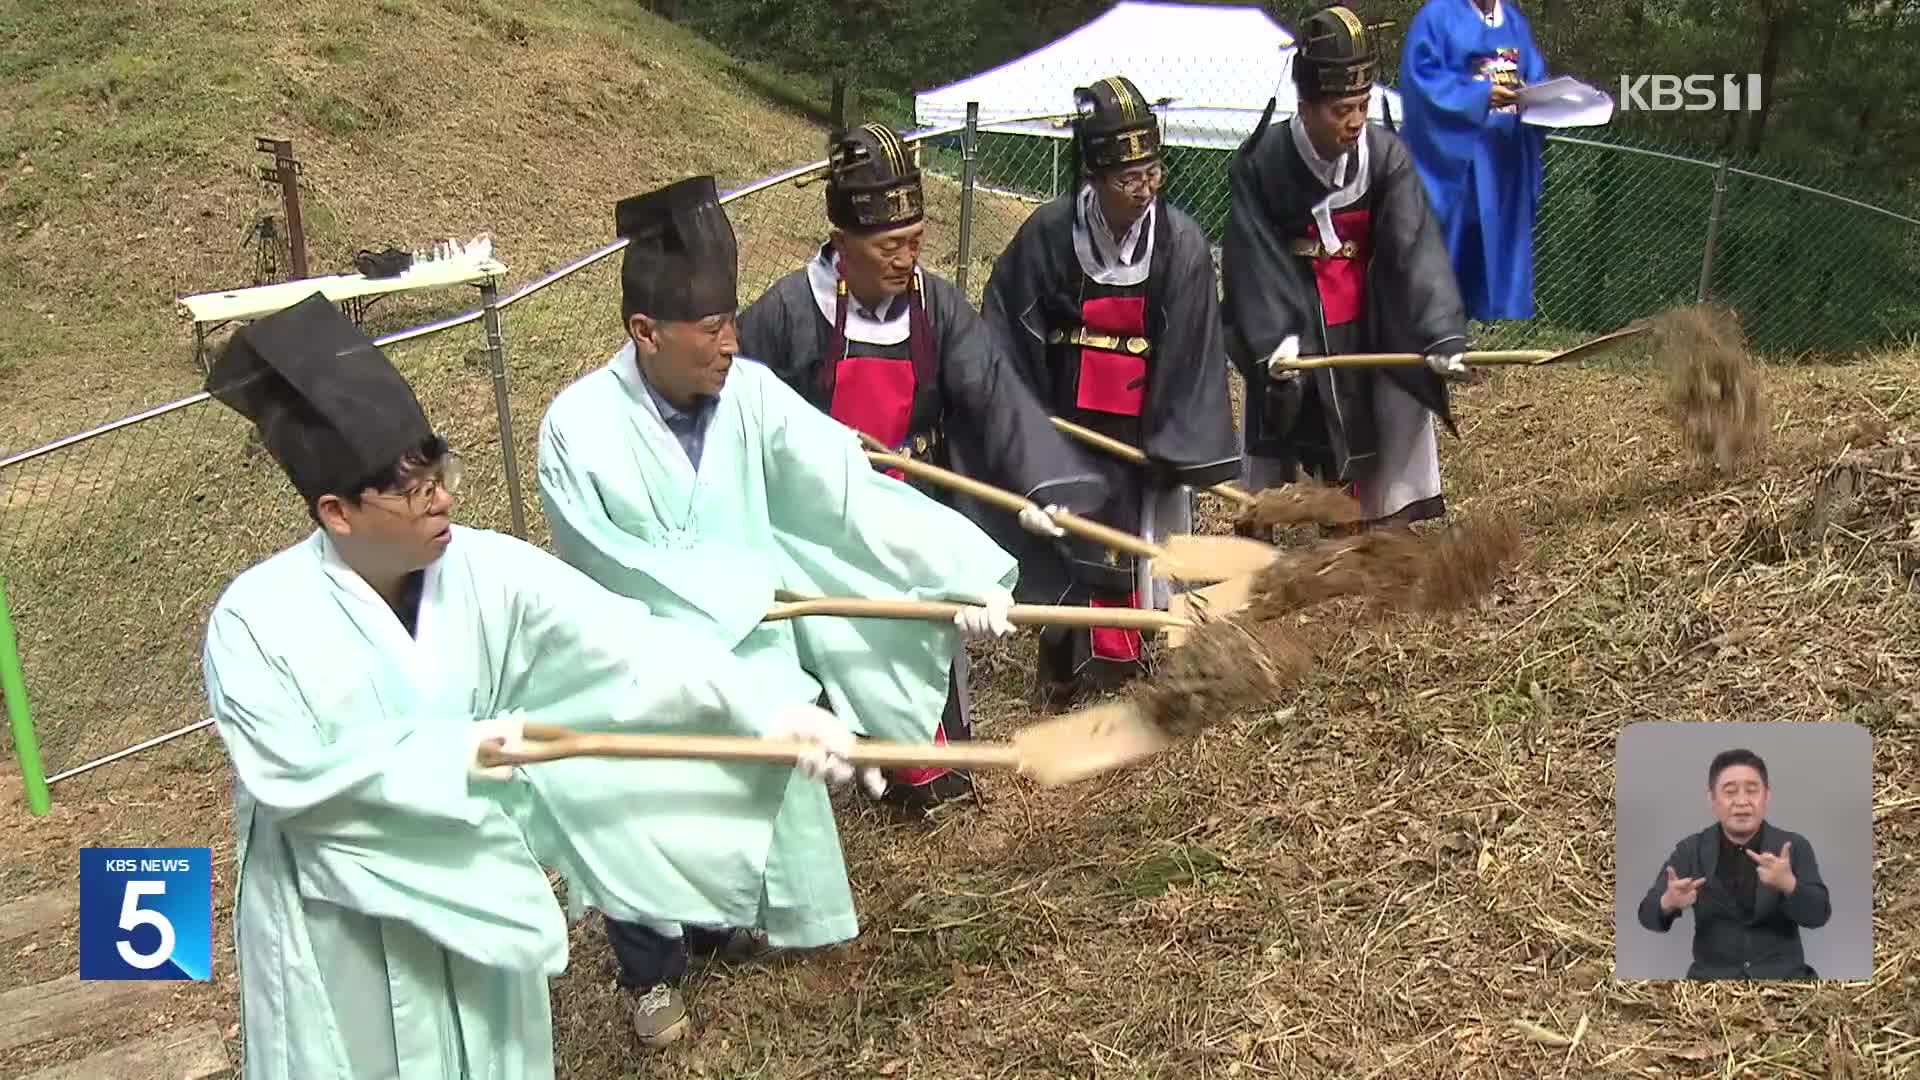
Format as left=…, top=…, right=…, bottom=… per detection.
left=1072, top=76, right=1162, bottom=173
left=616, top=175, right=739, bottom=322
left=826, top=123, right=924, bottom=232
left=204, top=291, right=434, bottom=504
left=1292, top=4, right=1378, bottom=102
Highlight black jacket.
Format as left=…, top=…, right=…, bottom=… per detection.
left=1636, top=822, right=1831, bottom=979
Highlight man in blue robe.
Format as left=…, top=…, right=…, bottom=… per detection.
left=1398, top=0, right=1550, bottom=322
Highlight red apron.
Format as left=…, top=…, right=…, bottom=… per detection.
left=816, top=274, right=938, bottom=480
left=1306, top=208, right=1373, bottom=327
left=1303, top=208, right=1374, bottom=504
left=1068, top=291, right=1154, bottom=663
left=1073, top=294, right=1150, bottom=417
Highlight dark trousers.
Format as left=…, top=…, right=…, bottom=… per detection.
left=1035, top=612, right=1152, bottom=698
left=605, top=920, right=739, bottom=989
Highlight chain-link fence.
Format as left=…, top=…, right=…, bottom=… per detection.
left=6, top=104, right=1920, bottom=810
left=935, top=117, right=1920, bottom=357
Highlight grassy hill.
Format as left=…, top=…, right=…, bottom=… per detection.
left=0, top=0, right=840, bottom=442
left=3, top=3, right=1920, bottom=1079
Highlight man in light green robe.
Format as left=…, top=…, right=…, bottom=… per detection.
left=201, top=292, right=860, bottom=1078
left=534, top=177, right=1020, bottom=1044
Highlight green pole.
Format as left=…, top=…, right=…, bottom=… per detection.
left=0, top=569, right=51, bottom=816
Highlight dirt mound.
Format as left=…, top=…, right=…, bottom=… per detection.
left=1736, top=429, right=1920, bottom=577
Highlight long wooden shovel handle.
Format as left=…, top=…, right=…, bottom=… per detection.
left=502, top=723, right=1022, bottom=772
left=764, top=594, right=1189, bottom=631
left=863, top=448, right=1166, bottom=561
left=1275, top=326, right=1652, bottom=372
left=1047, top=416, right=1255, bottom=508
left=1276, top=349, right=1552, bottom=371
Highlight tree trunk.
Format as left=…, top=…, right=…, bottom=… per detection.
left=1721, top=110, right=1742, bottom=156
left=830, top=75, right=848, bottom=139
left=1851, top=101, right=1875, bottom=161
left=1744, top=4, right=1787, bottom=155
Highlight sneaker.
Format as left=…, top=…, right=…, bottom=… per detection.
left=630, top=983, right=690, bottom=1048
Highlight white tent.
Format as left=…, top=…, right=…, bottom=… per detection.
left=913, top=1, right=1401, bottom=151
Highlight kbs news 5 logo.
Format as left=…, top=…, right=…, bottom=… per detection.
left=78, top=847, right=213, bottom=981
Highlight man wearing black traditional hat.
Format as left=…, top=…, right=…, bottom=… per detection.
left=981, top=75, right=1239, bottom=705
left=199, top=292, right=864, bottom=1076
left=735, top=124, right=1109, bottom=778
left=536, top=175, right=1025, bottom=1047
left=1222, top=3, right=1472, bottom=529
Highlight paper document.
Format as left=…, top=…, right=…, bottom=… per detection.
left=1515, top=76, right=1614, bottom=129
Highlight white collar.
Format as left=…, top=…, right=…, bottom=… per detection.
left=1472, top=0, right=1505, bottom=27
left=1072, top=185, right=1155, bottom=287
left=807, top=245, right=915, bottom=347
left=1288, top=120, right=1371, bottom=252
left=317, top=529, right=445, bottom=685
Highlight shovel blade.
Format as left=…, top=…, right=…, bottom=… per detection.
left=1155, top=534, right=1278, bottom=583
left=1010, top=702, right=1170, bottom=786
left=1166, top=575, right=1258, bottom=646
left=1537, top=325, right=1650, bottom=366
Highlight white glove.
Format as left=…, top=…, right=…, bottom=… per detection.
left=469, top=712, right=527, bottom=783
left=1018, top=503, right=1066, bottom=538
left=954, top=586, right=1017, bottom=640
left=1425, top=351, right=1469, bottom=380
left=769, top=703, right=856, bottom=785
left=859, top=767, right=888, bottom=798
left=1265, top=333, right=1301, bottom=378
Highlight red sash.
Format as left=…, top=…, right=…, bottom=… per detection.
left=1306, top=209, right=1373, bottom=327
left=1074, top=294, right=1149, bottom=417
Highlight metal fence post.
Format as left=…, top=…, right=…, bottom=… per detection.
left=1, top=568, right=51, bottom=816
left=955, top=101, right=980, bottom=296
left=1697, top=158, right=1730, bottom=302
left=479, top=280, right=528, bottom=539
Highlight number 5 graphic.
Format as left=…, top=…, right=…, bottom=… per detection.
left=116, top=881, right=176, bottom=970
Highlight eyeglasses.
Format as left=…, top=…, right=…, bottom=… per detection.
left=364, top=451, right=465, bottom=516
left=1106, top=163, right=1167, bottom=195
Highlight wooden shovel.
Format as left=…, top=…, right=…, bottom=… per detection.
left=1270, top=325, right=1649, bottom=372
left=860, top=444, right=1276, bottom=583
left=1047, top=416, right=1257, bottom=509
left=764, top=591, right=1190, bottom=632
left=484, top=703, right=1170, bottom=787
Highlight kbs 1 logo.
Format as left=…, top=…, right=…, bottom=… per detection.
left=79, top=847, right=213, bottom=981
left=1618, top=74, right=1763, bottom=112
